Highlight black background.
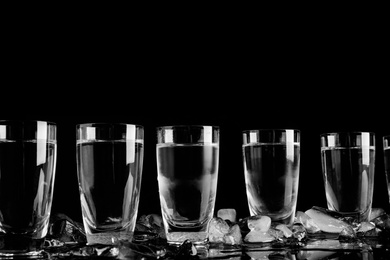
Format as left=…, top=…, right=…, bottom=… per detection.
left=2, top=18, right=388, bottom=223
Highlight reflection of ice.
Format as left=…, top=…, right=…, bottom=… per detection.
left=299, top=249, right=336, bottom=260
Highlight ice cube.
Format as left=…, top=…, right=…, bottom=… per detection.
left=275, top=224, right=293, bottom=238
left=244, top=229, right=275, bottom=243
left=217, top=208, right=237, bottom=223
left=356, top=221, right=378, bottom=237
left=208, top=217, right=230, bottom=243
left=135, top=214, right=165, bottom=239
left=223, top=224, right=242, bottom=245
left=146, top=214, right=163, bottom=227
left=338, top=225, right=356, bottom=240
left=369, top=208, right=386, bottom=221
left=291, top=224, right=306, bottom=241
left=137, top=214, right=163, bottom=229
left=370, top=213, right=390, bottom=232
left=267, top=227, right=284, bottom=240
left=295, top=211, right=321, bottom=233
left=175, top=240, right=197, bottom=257
left=305, top=208, right=351, bottom=233
left=357, top=221, right=376, bottom=233
left=247, top=215, right=271, bottom=232
left=48, top=213, right=86, bottom=243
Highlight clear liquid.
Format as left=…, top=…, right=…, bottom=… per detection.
left=76, top=140, right=143, bottom=245
left=321, top=146, right=375, bottom=221
left=243, top=143, right=300, bottom=225
left=0, top=140, right=56, bottom=255
left=156, top=144, right=219, bottom=244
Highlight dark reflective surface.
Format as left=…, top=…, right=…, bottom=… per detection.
left=40, top=236, right=390, bottom=259
left=37, top=212, right=390, bottom=259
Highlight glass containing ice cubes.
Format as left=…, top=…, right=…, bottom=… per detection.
left=320, top=132, right=376, bottom=222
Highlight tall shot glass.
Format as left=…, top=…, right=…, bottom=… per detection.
left=320, top=132, right=375, bottom=222
left=156, top=125, right=219, bottom=245
left=76, top=123, right=144, bottom=245
left=383, top=135, right=390, bottom=205
left=0, top=120, right=57, bottom=257
left=242, top=129, right=300, bottom=226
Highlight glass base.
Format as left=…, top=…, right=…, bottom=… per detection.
left=326, top=205, right=371, bottom=222
left=249, top=211, right=295, bottom=227
left=0, top=235, right=45, bottom=258
left=86, top=231, right=133, bottom=245
left=166, top=231, right=208, bottom=245
left=0, top=250, right=45, bottom=259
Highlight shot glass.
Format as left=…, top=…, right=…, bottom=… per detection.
left=383, top=135, right=390, bottom=205
left=320, top=132, right=375, bottom=222
left=242, top=129, right=300, bottom=226
left=156, top=125, right=219, bottom=245
left=76, top=123, right=144, bottom=245
left=0, top=120, right=57, bottom=257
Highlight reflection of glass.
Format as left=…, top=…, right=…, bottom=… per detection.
left=76, top=123, right=144, bottom=245
left=0, top=120, right=57, bottom=257
left=320, top=132, right=375, bottom=222
left=156, top=125, right=219, bottom=245
left=242, top=129, right=301, bottom=226
left=383, top=135, right=390, bottom=206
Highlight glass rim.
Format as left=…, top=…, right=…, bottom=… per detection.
left=320, top=131, right=375, bottom=137
left=242, top=129, right=300, bottom=145
left=157, top=125, right=219, bottom=130
left=76, top=122, right=143, bottom=129
left=0, top=119, right=57, bottom=126
left=242, top=128, right=300, bottom=133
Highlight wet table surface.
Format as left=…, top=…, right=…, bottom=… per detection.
left=41, top=235, right=390, bottom=260
left=37, top=211, right=390, bottom=259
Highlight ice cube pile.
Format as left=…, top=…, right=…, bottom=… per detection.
left=207, top=207, right=390, bottom=246
left=42, top=208, right=390, bottom=258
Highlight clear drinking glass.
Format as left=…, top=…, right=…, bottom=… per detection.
left=0, top=120, right=57, bottom=257
left=320, top=132, right=375, bottom=222
left=156, top=125, right=219, bottom=245
left=76, top=123, right=144, bottom=245
left=383, top=135, right=390, bottom=205
left=242, top=129, right=300, bottom=226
